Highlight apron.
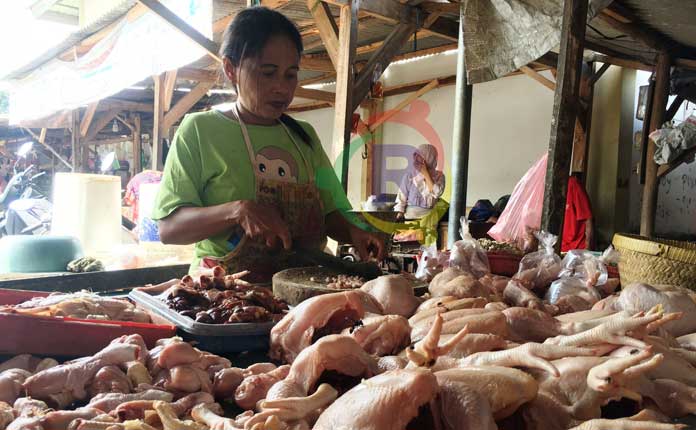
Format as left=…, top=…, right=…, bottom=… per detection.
left=201, top=104, right=325, bottom=283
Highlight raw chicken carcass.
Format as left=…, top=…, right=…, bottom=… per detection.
left=234, top=365, right=290, bottom=410
left=410, top=309, right=508, bottom=342
left=503, top=307, right=561, bottom=342
left=0, top=369, right=30, bottom=404
left=342, top=315, right=411, bottom=356
left=313, top=368, right=439, bottom=430
left=435, top=366, right=538, bottom=420
left=359, top=275, right=420, bottom=318
left=270, top=291, right=366, bottom=363
left=266, top=335, right=379, bottom=402
left=610, top=283, right=696, bottom=336
left=87, top=389, right=174, bottom=413
left=430, top=273, right=490, bottom=300
left=23, top=343, right=140, bottom=402
left=87, top=366, right=132, bottom=397
left=0, top=402, right=13, bottom=430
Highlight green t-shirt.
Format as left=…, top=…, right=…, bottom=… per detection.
left=152, top=109, right=350, bottom=271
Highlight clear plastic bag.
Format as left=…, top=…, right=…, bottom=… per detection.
left=559, top=250, right=608, bottom=286
left=514, top=231, right=561, bottom=290
left=449, top=218, right=490, bottom=278
left=488, top=154, right=547, bottom=250
left=416, top=245, right=449, bottom=282
left=545, top=277, right=601, bottom=305
left=599, top=245, right=621, bottom=266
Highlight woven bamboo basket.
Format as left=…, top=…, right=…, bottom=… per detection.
left=612, top=233, right=696, bottom=288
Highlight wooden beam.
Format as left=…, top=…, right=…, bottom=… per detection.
left=30, top=0, right=62, bottom=18
left=419, top=2, right=459, bottom=15
left=138, top=0, right=221, bottom=63
left=287, top=101, right=332, bottom=112
left=353, top=22, right=416, bottom=112
left=383, top=74, right=455, bottom=97
left=300, top=56, right=335, bottom=72
left=422, top=16, right=459, bottom=41
left=540, top=0, right=588, bottom=241
left=363, top=97, right=383, bottom=198
left=588, top=62, right=610, bottom=86
left=307, top=0, right=340, bottom=67
left=178, top=67, right=219, bottom=83
left=519, top=66, right=556, bottom=91
left=332, top=2, right=359, bottom=190
left=640, top=52, right=671, bottom=237
left=676, top=58, right=696, bottom=70
left=131, top=113, right=142, bottom=175
left=590, top=54, right=653, bottom=72
left=422, top=12, right=442, bottom=29
left=665, top=95, right=685, bottom=122
left=368, top=79, right=439, bottom=132
left=163, top=81, right=215, bottom=130
left=299, top=72, right=336, bottom=86
left=152, top=74, right=165, bottom=171
left=163, top=70, right=178, bottom=112
left=21, top=127, right=72, bottom=169
left=99, top=99, right=153, bottom=113
left=115, top=114, right=135, bottom=133
left=79, top=102, right=99, bottom=138
left=597, top=12, right=667, bottom=53
left=657, top=146, right=696, bottom=179
left=294, top=87, right=336, bottom=103
left=323, top=0, right=405, bottom=24
left=639, top=78, right=655, bottom=184
left=85, top=109, right=122, bottom=142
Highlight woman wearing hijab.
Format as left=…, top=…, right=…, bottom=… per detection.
left=395, top=144, right=446, bottom=220
left=393, top=144, right=447, bottom=246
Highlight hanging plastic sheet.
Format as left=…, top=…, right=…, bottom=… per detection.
left=462, top=0, right=613, bottom=83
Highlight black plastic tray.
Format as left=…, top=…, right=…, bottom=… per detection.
left=129, top=289, right=275, bottom=354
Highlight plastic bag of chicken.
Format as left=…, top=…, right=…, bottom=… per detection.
left=449, top=218, right=490, bottom=278
left=559, top=250, right=608, bottom=286
left=415, top=245, right=449, bottom=282
left=599, top=245, right=621, bottom=265
left=545, top=276, right=601, bottom=306
left=513, top=231, right=561, bottom=290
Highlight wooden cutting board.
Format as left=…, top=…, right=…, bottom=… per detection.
left=272, top=267, right=350, bottom=306
left=273, top=266, right=428, bottom=306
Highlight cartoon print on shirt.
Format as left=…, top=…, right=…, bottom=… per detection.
left=255, top=146, right=299, bottom=183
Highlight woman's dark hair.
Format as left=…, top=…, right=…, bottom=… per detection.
left=221, top=7, right=313, bottom=147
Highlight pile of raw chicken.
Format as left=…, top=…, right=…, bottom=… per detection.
left=4, top=262, right=696, bottom=430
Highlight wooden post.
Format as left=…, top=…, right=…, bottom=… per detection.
left=540, top=0, right=588, bottom=241
left=640, top=51, right=671, bottom=237
left=363, top=97, right=382, bottom=198
left=131, top=113, right=142, bottom=175
left=447, top=1, right=473, bottom=248
left=152, top=74, right=165, bottom=171
left=332, top=1, right=359, bottom=190
left=71, top=110, right=80, bottom=172
left=571, top=63, right=595, bottom=179
left=639, top=78, right=656, bottom=185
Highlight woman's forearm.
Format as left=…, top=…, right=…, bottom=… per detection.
left=158, top=203, right=235, bottom=245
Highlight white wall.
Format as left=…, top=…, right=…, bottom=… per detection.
left=293, top=51, right=555, bottom=209
left=630, top=71, right=696, bottom=237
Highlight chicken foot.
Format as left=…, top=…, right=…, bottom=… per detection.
left=245, top=384, right=338, bottom=429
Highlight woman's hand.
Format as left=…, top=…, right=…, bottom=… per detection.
left=396, top=212, right=405, bottom=222
left=349, top=226, right=387, bottom=261
left=229, top=200, right=292, bottom=250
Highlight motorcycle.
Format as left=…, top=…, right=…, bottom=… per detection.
left=0, top=142, right=53, bottom=236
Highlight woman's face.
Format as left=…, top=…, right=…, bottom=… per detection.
left=224, top=35, right=300, bottom=123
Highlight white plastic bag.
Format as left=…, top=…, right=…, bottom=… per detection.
left=599, top=245, right=621, bottom=266
left=559, top=250, right=608, bottom=286
left=545, top=277, right=601, bottom=305
left=449, top=218, right=490, bottom=278
left=514, top=231, right=562, bottom=290
left=416, top=245, right=449, bottom=282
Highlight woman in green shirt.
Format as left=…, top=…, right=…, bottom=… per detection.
left=153, top=7, right=384, bottom=281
